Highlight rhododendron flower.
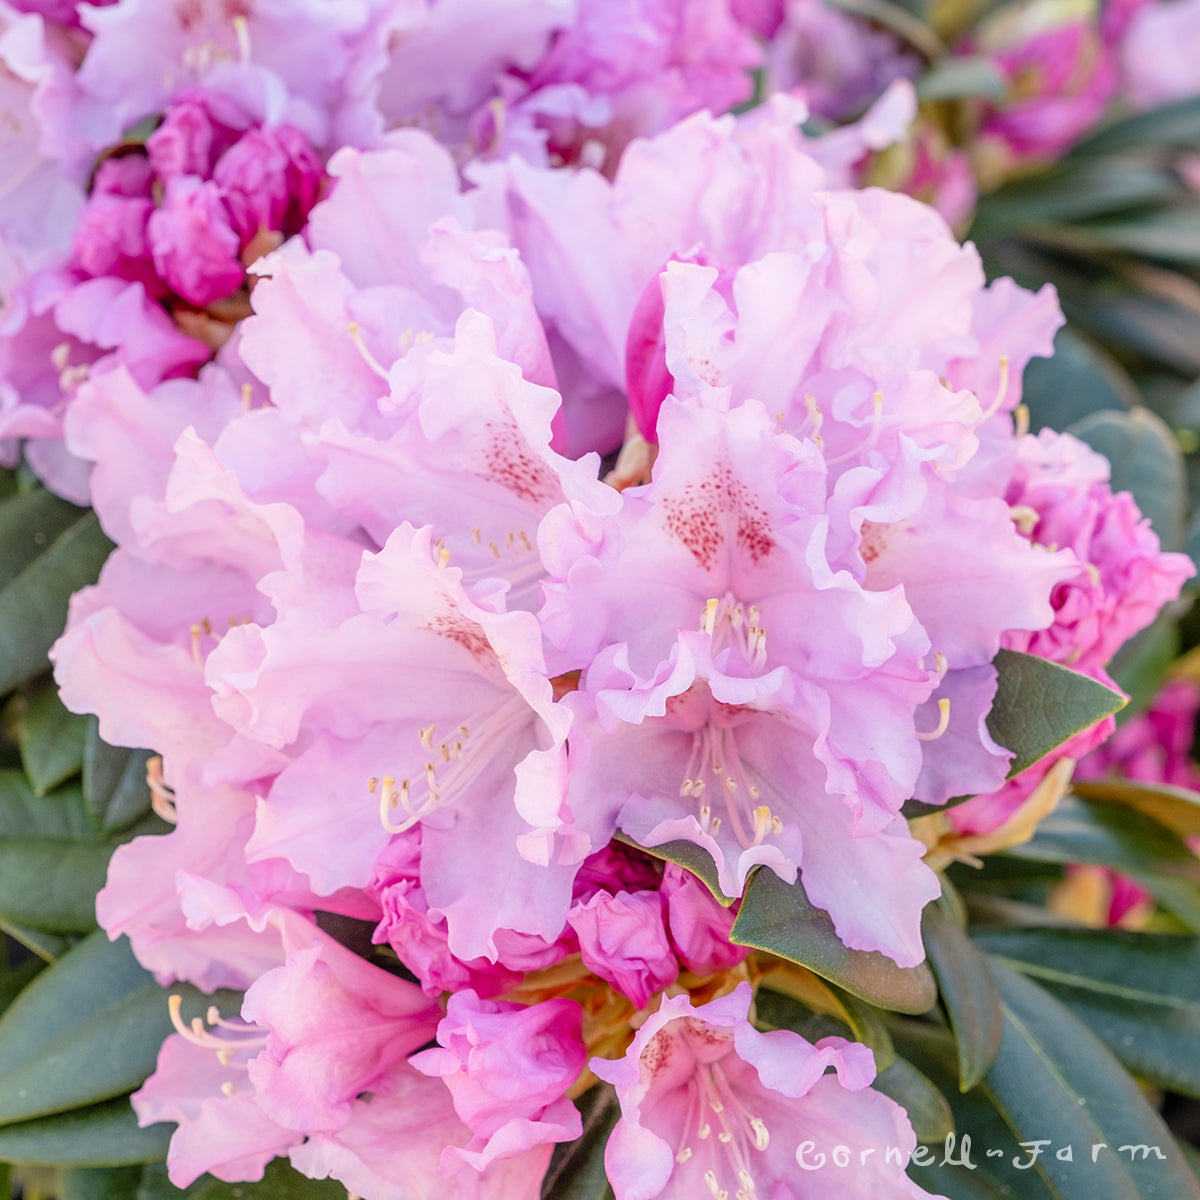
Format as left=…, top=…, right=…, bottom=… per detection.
left=592, top=983, right=937, bottom=1200
left=1118, top=0, right=1200, bottom=109
left=410, top=990, right=585, bottom=1170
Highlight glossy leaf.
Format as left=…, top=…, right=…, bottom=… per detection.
left=873, top=1055, right=955, bottom=1145
left=0, top=510, right=113, bottom=694
left=1073, top=95, right=1200, bottom=156
left=1047, top=210, right=1200, bottom=264
left=1019, top=327, right=1133, bottom=436
left=0, top=931, right=229, bottom=1126
left=729, top=868, right=936, bottom=1014
left=0, top=487, right=89, bottom=589
left=83, top=719, right=153, bottom=835
left=9, top=681, right=88, bottom=796
left=0, top=955, right=46, bottom=1017
left=1067, top=407, right=1186, bottom=548
left=987, top=651, right=1126, bottom=777
left=0, top=1096, right=171, bottom=1166
left=978, top=961, right=1200, bottom=1199
left=0, top=917, right=71, bottom=962
left=541, top=1085, right=618, bottom=1200
left=972, top=927, right=1200, bottom=1098
left=613, top=831, right=732, bottom=904
left=137, top=1160, right=347, bottom=1199
left=916, top=55, right=1006, bottom=101
left=0, top=839, right=110, bottom=933
left=922, top=903, right=1003, bottom=1091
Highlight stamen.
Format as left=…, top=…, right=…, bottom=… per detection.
left=1010, top=504, right=1039, bottom=535
left=147, top=757, right=177, bottom=824
left=1014, top=402, right=1030, bottom=438
left=241, top=383, right=253, bottom=413
left=703, top=597, right=720, bottom=635
left=933, top=650, right=948, bottom=680
left=189, top=624, right=203, bottom=665
left=916, top=697, right=951, bottom=741
left=705, top=1170, right=728, bottom=1200
left=824, top=390, right=884, bottom=465
left=347, top=321, right=390, bottom=380
left=750, top=1118, right=770, bottom=1150
left=803, top=393, right=824, bottom=448
left=231, top=13, right=251, bottom=62
left=979, top=355, right=1010, bottom=422
left=438, top=547, right=451, bottom=568
left=367, top=776, right=379, bottom=794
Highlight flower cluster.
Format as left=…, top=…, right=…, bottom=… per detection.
left=0, top=1, right=1194, bottom=1197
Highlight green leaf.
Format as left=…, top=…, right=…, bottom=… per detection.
left=987, top=650, right=1126, bottom=777
left=0, top=839, right=110, bottom=933
left=1067, top=407, right=1186, bottom=548
left=1061, top=291, right=1200, bottom=377
left=613, top=831, right=732, bottom=904
left=1003, top=794, right=1200, bottom=881
left=0, top=955, right=46, bottom=1017
left=916, top=55, right=1006, bottom=101
left=0, top=931, right=227, bottom=1126
left=1073, top=95, right=1200, bottom=156
left=972, top=927, right=1200, bottom=1098
left=978, top=961, right=1200, bottom=1200
left=9, top=681, right=88, bottom=796
left=1050, top=209, right=1200, bottom=264
left=137, top=1160, right=347, bottom=1199
left=0, top=770, right=91, bottom=840
left=0, top=917, right=71, bottom=963
left=922, top=903, right=1003, bottom=1091
left=1019, top=327, right=1133, bottom=436
left=83, top=719, right=153, bottom=835
left=0, top=488, right=90, bottom=590
left=729, top=868, right=936, bottom=1014
left=0, top=510, right=113, bottom=695
left=873, top=1054, right=955, bottom=1144
left=0, top=1096, right=171, bottom=1166
left=1070, top=777, right=1200, bottom=840
left=539, top=1086, right=618, bottom=1200
left=972, top=160, right=1177, bottom=236
left=1106, top=618, right=1180, bottom=724
left=57, top=1166, right=145, bottom=1200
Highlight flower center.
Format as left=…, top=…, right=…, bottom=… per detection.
left=680, top=721, right=781, bottom=852
left=168, top=995, right=267, bottom=1094
left=675, top=1059, right=771, bottom=1200
left=700, top=593, right=767, bottom=671
left=372, top=694, right=532, bottom=834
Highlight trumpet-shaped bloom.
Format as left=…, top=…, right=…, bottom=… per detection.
left=592, top=984, right=937, bottom=1200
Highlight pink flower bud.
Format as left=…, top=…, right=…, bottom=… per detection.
left=147, top=176, right=245, bottom=307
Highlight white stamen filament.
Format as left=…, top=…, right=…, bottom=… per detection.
left=680, top=724, right=775, bottom=851
left=377, top=698, right=530, bottom=833
left=916, top=697, right=951, bottom=741
left=824, top=390, right=884, bottom=465
left=347, top=321, right=391, bottom=380
left=979, top=355, right=1011, bottom=423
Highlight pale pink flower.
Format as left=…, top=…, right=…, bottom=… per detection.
left=1119, top=0, right=1200, bottom=109
left=591, top=983, right=936, bottom=1200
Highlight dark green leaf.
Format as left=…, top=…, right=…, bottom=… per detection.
left=137, top=1160, right=347, bottom=1200
left=979, top=961, right=1200, bottom=1200
left=988, top=650, right=1126, bottom=776
left=1073, top=95, right=1200, bottom=156
left=0, top=839, right=110, bottom=933
left=0, top=955, right=46, bottom=1017
left=973, top=927, right=1200, bottom=1097
left=10, top=681, right=88, bottom=796
left=972, top=161, right=1177, bottom=236
left=753, top=984, right=855, bottom=1043
left=923, top=904, right=1003, bottom=1091
left=1067, top=407, right=1186, bottom=548
left=729, top=868, right=936, bottom=1014
left=0, top=770, right=91, bottom=840
left=1019, top=327, right=1133, bottom=436
left=0, top=931, right=230, bottom=1126
left=541, top=1085, right=618, bottom=1200
left=58, top=1166, right=145, bottom=1200
left=1177, top=1137, right=1200, bottom=1186
left=874, top=1054, right=955, bottom=1144
left=0, top=511, right=113, bottom=694
left=0, top=488, right=89, bottom=589
left=1061, top=291, right=1200, bottom=377
left=83, top=719, right=153, bottom=835
left=0, top=1096, right=171, bottom=1166
left=1106, top=618, right=1180, bottom=724
left=1049, top=209, right=1200, bottom=263
left=613, top=832, right=732, bottom=904
left=0, top=917, right=71, bottom=962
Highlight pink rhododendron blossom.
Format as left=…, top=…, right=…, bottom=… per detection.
left=660, top=862, right=747, bottom=975
left=148, top=175, right=245, bottom=306
left=568, top=888, right=679, bottom=1006
left=592, top=984, right=936, bottom=1200
left=1119, top=0, right=1200, bottom=109
left=410, top=990, right=585, bottom=1170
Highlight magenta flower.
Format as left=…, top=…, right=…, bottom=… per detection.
left=568, top=888, right=679, bottom=1007
left=592, top=983, right=936, bottom=1200
left=147, top=175, right=245, bottom=306
left=410, top=990, right=585, bottom=1170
